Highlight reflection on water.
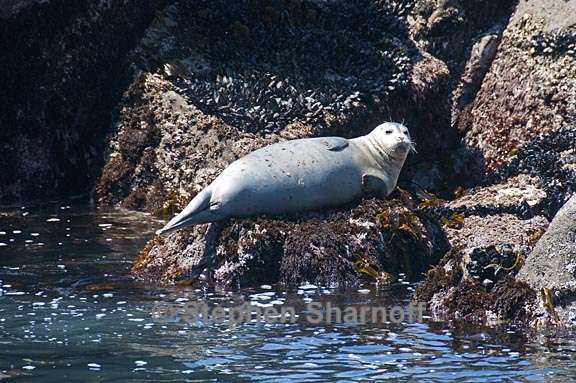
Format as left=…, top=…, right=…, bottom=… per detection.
left=0, top=204, right=575, bottom=382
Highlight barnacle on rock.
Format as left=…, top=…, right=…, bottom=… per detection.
left=422, top=128, right=576, bottom=223
left=411, top=0, right=515, bottom=72
left=416, top=246, right=537, bottom=325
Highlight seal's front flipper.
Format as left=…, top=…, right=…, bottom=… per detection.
left=322, top=137, right=349, bottom=151
left=362, top=173, right=390, bottom=199
left=156, top=188, right=213, bottom=235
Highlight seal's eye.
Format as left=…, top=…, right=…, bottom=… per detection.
left=385, top=130, right=393, bottom=134
left=403, top=130, right=408, bottom=134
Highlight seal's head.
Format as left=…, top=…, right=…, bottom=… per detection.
left=369, top=122, right=415, bottom=162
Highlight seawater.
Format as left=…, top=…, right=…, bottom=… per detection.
left=0, top=204, right=575, bottom=382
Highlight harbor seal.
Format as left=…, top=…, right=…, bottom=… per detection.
left=156, top=122, right=413, bottom=235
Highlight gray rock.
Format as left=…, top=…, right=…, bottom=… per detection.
left=451, top=27, right=503, bottom=131
left=518, top=194, right=576, bottom=293
left=516, top=194, right=576, bottom=327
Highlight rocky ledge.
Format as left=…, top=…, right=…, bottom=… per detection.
left=415, top=0, right=576, bottom=328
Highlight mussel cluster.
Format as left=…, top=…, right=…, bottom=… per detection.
left=172, top=0, right=416, bottom=133
left=529, top=28, right=576, bottom=58
left=494, top=128, right=576, bottom=219
left=466, top=244, right=519, bottom=287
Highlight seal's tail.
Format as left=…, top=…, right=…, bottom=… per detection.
left=155, top=188, right=212, bottom=235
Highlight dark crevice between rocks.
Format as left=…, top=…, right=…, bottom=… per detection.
left=408, top=0, right=519, bottom=197
left=412, top=0, right=517, bottom=74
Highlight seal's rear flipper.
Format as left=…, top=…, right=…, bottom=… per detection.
left=155, top=188, right=212, bottom=235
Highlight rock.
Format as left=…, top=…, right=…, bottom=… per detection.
left=97, top=0, right=460, bottom=211
left=517, top=194, right=576, bottom=327
left=133, top=198, right=449, bottom=288
left=96, top=73, right=273, bottom=211
left=448, top=175, right=547, bottom=214
left=451, top=27, right=503, bottom=130
left=457, top=0, right=576, bottom=173
left=415, top=170, right=551, bottom=325
left=443, top=214, right=548, bottom=255
left=410, top=0, right=516, bottom=71
left=415, top=210, right=547, bottom=324
left=0, top=0, right=168, bottom=203
left=415, top=0, right=576, bottom=328
left=95, top=0, right=473, bottom=288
